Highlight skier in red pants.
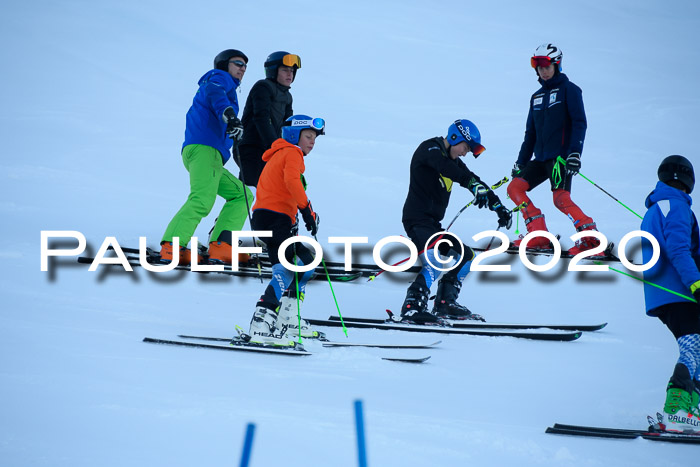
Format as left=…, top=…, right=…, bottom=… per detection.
left=507, top=43, right=600, bottom=255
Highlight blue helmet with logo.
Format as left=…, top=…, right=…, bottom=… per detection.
left=446, top=119, right=485, bottom=157
left=282, top=115, right=326, bottom=145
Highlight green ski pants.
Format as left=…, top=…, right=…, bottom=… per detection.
left=162, top=144, right=253, bottom=247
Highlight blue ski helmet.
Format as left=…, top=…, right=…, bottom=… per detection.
left=282, top=115, right=325, bottom=145
left=264, top=51, right=301, bottom=82
left=446, top=119, right=485, bottom=157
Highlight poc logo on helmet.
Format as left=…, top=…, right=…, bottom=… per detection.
left=454, top=120, right=472, bottom=142
left=291, top=120, right=313, bottom=127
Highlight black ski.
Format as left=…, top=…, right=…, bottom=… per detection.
left=322, top=340, right=441, bottom=349
left=324, top=315, right=607, bottom=332
left=177, top=334, right=440, bottom=349
left=77, top=256, right=361, bottom=282
left=382, top=356, right=431, bottom=363
left=306, top=318, right=582, bottom=341
left=546, top=423, right=700, bottom=444
left=143, top=337, right=311, bottom=356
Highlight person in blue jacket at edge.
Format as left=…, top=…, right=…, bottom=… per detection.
left=641, top=155, right=700, bottom=433
left=160, top=49, right=253, bottom=266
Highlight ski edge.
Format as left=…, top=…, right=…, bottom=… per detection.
left=326, top=315, right=607, bottom=332
left=307, top=319, right=582, bottom=341
left=143, top=337, right=312, bottom=356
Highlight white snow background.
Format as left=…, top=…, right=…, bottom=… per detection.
left=2, top=0, right=700, bottom=465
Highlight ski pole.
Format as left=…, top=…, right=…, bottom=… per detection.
left=445, top=176, right=509, bottom=230
left=484, top=202, right=526, bottom=251
left=233, top=143, right=264, bottom=282
left=595, top=262, right=697, bottom=303
left=238, top=422, right=256, bottom=467
left=484, top=226, right=501, bottom=251
left=315, top=234, right=349, bottom=337
left=354, top=400, right=368, bottom=467
left=557, top=156, right=643, bottom=220
left=369, top=176, right=509, bottom=281
left=292, top=241, right=302, bottom=344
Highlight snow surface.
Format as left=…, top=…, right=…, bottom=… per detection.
left=3, top=0, right=700, bottom=465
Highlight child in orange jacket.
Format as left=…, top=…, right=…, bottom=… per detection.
left=245, top=115, right=325, bottom=347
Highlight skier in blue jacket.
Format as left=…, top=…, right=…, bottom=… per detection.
left=641, top=155, right=700, bottom=433
left=160, top=49, right=253, bottom=265
left=507, top=43, right=601, bottom=255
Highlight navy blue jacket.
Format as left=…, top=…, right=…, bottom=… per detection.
left=641, top=181, right=700, bottom=315
left=517, top=73, right=587, bottom=165
left=182, top=69, right=241, bottom=164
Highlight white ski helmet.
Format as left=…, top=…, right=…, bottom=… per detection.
left=531, top=43, right=563, bottom=72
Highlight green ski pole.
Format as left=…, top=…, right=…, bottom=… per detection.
left=557, top=156, right=643, bottom=220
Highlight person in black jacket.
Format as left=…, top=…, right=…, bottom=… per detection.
left=507, top=43, right=599, bottom=255
left=235, top=51, right=301, bottom=187
left=400, top=119, right=512, bottom=324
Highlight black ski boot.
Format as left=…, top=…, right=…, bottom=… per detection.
left=400, top=283, right=439, bottom=325
left=432, top=278, right=485, bottom=321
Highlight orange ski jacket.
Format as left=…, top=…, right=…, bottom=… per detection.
left=252, top=138, right=309, bottom=221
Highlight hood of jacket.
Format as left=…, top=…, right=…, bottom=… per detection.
left=197, top=69, right=240, bottom=88
left=645, top=180, right=693, bottom=209
left=262, top=138, right=302, bottom=162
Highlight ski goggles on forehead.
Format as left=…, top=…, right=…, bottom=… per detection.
left=530, top=56, right=553, bottom=68
left=290, top=117, right=325, bottom=132
left=282, top=54, right=301, bottom=68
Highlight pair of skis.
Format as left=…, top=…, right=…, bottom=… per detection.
left=144, top=310, right=607, bottom=361
left=305, top=313, right=607, bottom=342
left=143, top=335, right=438, bottom=363
left=546, top=414, right=700, bottom=444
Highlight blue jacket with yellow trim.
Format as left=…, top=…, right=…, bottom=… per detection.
left=641, top=181, right=700, bottom=315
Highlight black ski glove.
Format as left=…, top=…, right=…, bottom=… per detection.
left=565, top=153, right=581, bottom=176
left=512, top=162, right=525, bottom=178
left=300, top=202, right=320, bottom=236
left=223, top=106, right=244, bottom=141
left=495, top=205, right=513, bottom=229
left=489, top=195, right=513, bottom=229
left=468, top=179, right=489, bottom=208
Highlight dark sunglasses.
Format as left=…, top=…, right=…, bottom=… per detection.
left=229, top=59, right=247, bottom=69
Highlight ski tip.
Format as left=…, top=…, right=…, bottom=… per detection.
left=385, top=357, right=430, bottom=363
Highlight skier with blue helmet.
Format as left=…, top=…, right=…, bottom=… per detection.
left=399, top=119, right=512, bottom=324
left=242, top=114, right=325, bottom=347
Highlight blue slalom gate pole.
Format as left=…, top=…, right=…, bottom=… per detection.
left=239, top=423, right=256, bottom=467
left=354, top=400, right=368, bottom=467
